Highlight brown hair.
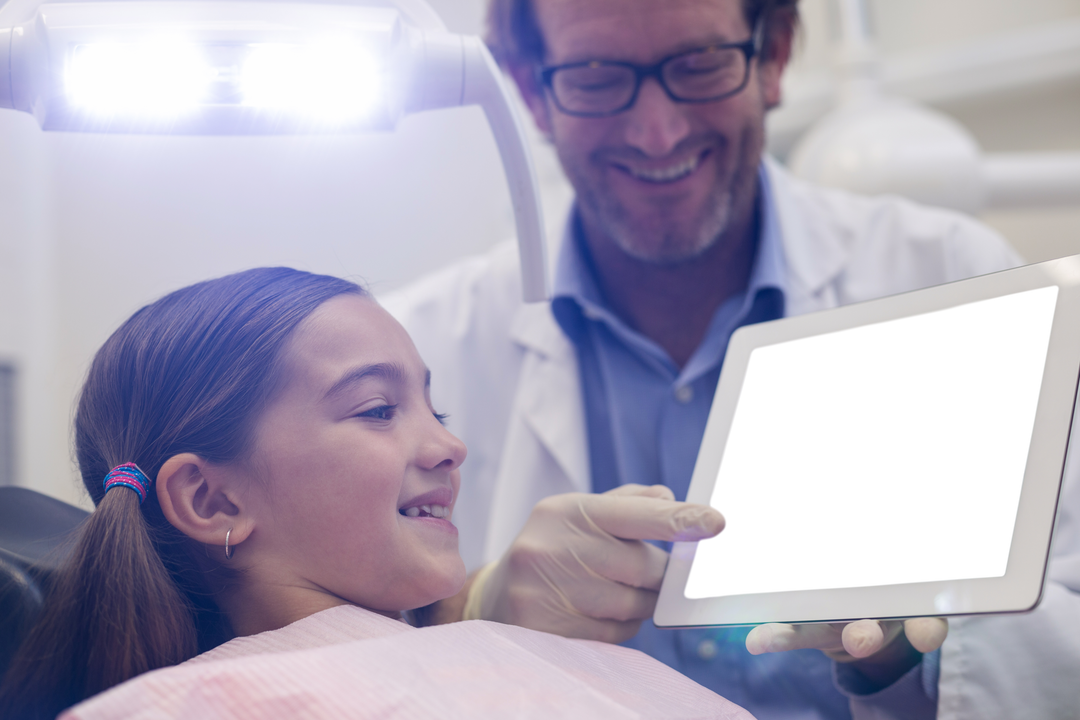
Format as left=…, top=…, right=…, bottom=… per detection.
left=0, top=267, right=364, bottom=720
left=485, top=0, right=800, bottom=69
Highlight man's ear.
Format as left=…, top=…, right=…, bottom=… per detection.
left=758, top=8, right=796, bottom=110
left=509, top=62, right=554, bottom=138
left=156, top=453, right=255, bottom=555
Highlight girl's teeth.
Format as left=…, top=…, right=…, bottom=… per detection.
left=402, top=504, right=450, bottom=518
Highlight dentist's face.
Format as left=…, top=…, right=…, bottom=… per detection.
left=247, top=295, right=467, bottom=615
left=521, top=0, right=784, bottom=264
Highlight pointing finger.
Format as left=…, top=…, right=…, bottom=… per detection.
left=577, top=493, right=725, bottom=542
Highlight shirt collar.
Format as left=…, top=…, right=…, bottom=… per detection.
left=553, top=162, right=788, bottom=327
left=552, top=211, right=607, bottom=316
left=749, top=161, right=786, bottom=296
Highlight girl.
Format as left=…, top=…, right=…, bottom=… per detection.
left=0, top=268, right=746, bottom=720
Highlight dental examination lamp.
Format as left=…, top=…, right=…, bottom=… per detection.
left=0, top=0, right=549, bottom=301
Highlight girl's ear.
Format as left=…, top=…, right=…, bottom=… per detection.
left=156, top=453, right=255, bottom=555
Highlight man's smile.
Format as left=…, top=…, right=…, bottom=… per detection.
left=615, top=149, right=710, bottom=184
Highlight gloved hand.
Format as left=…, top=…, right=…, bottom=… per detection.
left=746, top=617, right=948, bottom=687
left=464, top=484, right=725, bottom=643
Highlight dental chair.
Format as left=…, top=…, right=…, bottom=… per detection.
left=0, top=487, right=89, bottom=684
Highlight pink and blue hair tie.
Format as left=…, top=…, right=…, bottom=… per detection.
left=103, top=462, right=153, bottom=504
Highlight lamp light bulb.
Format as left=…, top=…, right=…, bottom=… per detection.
left=66, top=41, right=212, bottom=117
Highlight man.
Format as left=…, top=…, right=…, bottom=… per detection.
left=385, top=0, right=1080, bottom=717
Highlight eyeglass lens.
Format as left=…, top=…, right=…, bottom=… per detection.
left=550, top=46, right=750, bottom=115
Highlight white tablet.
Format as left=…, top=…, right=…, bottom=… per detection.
left=654, top=255, right=1080, bottom=628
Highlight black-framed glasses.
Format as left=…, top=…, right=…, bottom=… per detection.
left=536, top=24, right=763, bottom=118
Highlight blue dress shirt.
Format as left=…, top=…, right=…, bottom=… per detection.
left=550, top=166, right=936, bottom=719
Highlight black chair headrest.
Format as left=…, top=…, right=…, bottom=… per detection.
left=0, top=487, right=91, bottom=568
left=0, top=487, right=90, bottom=686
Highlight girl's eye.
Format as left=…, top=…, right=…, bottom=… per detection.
left=357, top=404, right=397, bottom=421
left=434, top=412, right=449, bottom=426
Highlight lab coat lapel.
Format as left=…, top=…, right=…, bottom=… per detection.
left=482, top=301, right=591, bottom=561
left=507, top=302, right=591, bottom=495
left=765, top=158, right=848, bottom=316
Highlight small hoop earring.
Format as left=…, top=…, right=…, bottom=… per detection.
left=224, top=527, right=233, bottom=560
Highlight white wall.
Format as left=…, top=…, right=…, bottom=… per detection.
left=0, top=84, right=532, bottom=505
left=0, top=110, right=64, bottom=503
left=1, top=0, right=1078, bottom=507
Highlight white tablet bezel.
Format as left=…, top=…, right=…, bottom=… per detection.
left=655, top=255, right=1080, bottom=628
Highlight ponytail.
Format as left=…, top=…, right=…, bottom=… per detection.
left=0, top=268, right=364, bottom=718
left=0, top=490, right=196, bottom=720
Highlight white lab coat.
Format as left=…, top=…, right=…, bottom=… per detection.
left=383, top=160, right=1080, bottom=719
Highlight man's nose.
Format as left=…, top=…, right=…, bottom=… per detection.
left=623, top=78, right=692, bottom=157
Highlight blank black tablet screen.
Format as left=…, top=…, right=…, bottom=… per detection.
left=685, top=287, right=1059, bottom=600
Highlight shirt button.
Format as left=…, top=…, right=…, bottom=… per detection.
left=582, top=306, right=601, bottom=321
left=675, top=385, right=694, bottom=404
left=697, top=638, right=718, bottom=660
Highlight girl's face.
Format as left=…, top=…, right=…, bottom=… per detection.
left=238, top=294, right=467, bottom=618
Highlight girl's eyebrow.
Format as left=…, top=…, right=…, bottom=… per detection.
left=322, top=362, right=409, bottom=402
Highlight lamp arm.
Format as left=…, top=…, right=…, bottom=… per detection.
left=0, top=26, right=11, bottom=110
left=983, top=153, right=1080, bottom=209
left=460, top=35, right=549, bottom=303
left=0, top=0, right=28, bottom=110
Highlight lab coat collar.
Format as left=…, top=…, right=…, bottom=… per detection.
left=509, top=299, right=575, bottom=361
left=764, top=156, right=848, bottom=309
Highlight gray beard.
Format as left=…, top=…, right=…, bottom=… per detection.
left=583, top=189, right=734, bottom=266
left=578, top=184, right=735, bottom=265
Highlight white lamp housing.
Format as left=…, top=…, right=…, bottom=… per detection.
left=0, top=0, right=549, bottom=301
left=789, top=0, right=1080, bottom=215
left=789, top=97, right=986, bottom=214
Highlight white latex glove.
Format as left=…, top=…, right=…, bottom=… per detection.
left=468, top=484, right=725, bottom=644
left=746, top=617, right=949, bottom=686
